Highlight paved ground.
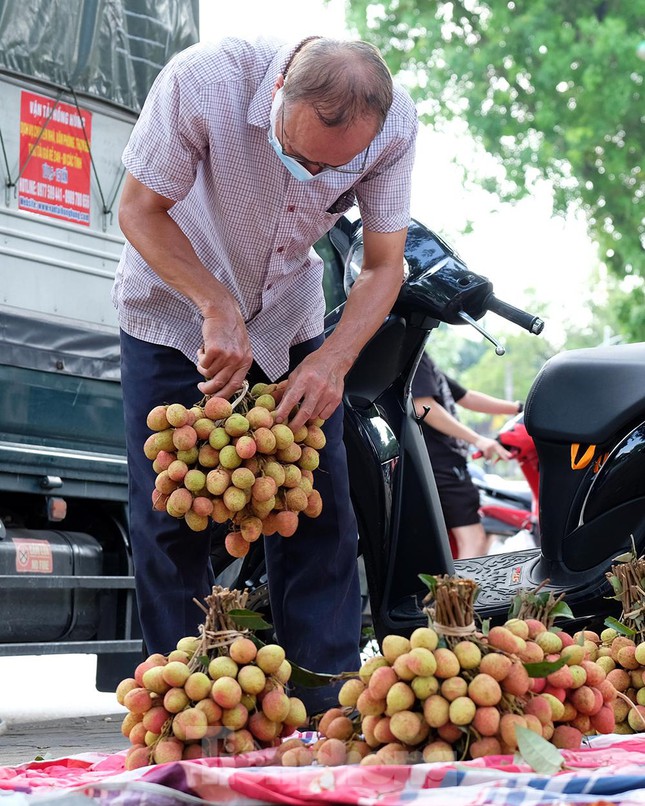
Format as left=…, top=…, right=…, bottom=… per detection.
left=0, top=713, right=128, bottom=767
left=0, top=654, right=125, bottom=725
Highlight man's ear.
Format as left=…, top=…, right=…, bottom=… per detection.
left=271, top=73, right=285, bottom=100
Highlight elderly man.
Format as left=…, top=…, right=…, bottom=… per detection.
left=113, top=35, right=418, bottom=712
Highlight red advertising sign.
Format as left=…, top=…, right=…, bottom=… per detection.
left=18, top=90, right=92, bottom=226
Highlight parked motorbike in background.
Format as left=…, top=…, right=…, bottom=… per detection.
left=471, top=413, right=539, bottom=554
left=216, top=211, right=645, bottom=649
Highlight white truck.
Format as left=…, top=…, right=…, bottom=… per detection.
left=0, top=0, right=199, bottom=689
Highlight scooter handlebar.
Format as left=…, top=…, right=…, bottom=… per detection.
left=485, top=294, right=545, bottom=335
left=472, top=444, right=519, bottom=461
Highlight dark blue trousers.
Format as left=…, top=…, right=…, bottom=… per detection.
left=120, top=330, right=362, bottom=712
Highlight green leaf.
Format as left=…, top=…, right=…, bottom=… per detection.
left=515, top=726, right=564, bottom=775
left=550, top=601, right=575, bottom=620
left=228, top=608, right=273, bottom=631
left=613, top=551, right=635, bottom=563
left=419, top=573, right=437, bottom=594
left=343, top=0, right=645, bottom=343
left=604, top=617, right=636, bottom=637
left=287, top=662, right=341, bottom=689
left=508, top=594, right=522, bottom=620
left=480, top=618, right=491, bottom=636
left=607, top=575, right=623, bottom=595
left=248, top=635, right=355, bottom=688
left=524, top=656, right=566, bottom=678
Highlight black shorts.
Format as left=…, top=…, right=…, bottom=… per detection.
left=432, top=462, right=481, bottom=529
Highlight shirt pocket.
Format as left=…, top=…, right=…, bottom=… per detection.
left=282, top=189, right=357, bottom=268
left=325, top=188, right=357, bottom=215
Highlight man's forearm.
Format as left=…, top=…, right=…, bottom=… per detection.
left=119, top=174, right=235, bottom=318
left=316, top=226, right=408, bottom=377
left=319, top=264, right=401, bottom=376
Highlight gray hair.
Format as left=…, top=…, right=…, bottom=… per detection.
left=283, top=39, right=393, bottom=130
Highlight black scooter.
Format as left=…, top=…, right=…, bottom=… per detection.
left=218, top=213, right=645, bottom=644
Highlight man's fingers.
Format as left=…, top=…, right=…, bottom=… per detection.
left=197, top=363, right=242, bottom=397
left=273, top=385, right=305, bottom=424
left=273, top=381, right=323, bottom=431
left=198, top=354, right=244, bottom=382
left=277, top=391, right=340, bottom=433
left=318, top=399, right=341, bottom=421
left=285, top=403, right=316, bottom=434
left=197, top=367, right=234, bottom=397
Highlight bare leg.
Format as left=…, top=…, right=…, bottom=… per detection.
left=451, top=523, right=492, bottom=559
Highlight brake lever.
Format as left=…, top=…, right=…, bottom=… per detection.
left=457, top=311, right=505, bottom=355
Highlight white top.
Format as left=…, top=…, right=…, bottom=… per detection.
left=112, top=37, right=418, bottom=379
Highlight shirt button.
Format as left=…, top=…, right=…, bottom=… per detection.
left=266, top=283, right=273, bottom=290
left=287, top=205, right=295, bottom=212
left=276, top=246, right=284, bottom=253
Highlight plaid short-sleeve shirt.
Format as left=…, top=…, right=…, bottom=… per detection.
left=112, top=36, right=418, bottom=379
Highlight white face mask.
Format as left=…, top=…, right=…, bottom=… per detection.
left=268, top=88, right=318, bottom=182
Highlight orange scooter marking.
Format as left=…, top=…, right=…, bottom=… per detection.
left=571, top=443, right=596, bottom=470
left=593, top=453, right=609, bottom=473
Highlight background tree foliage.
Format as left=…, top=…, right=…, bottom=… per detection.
left=344, top=0, right=644, bottom=340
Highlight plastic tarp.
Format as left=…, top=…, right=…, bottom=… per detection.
left=0, top=0, right=199, bottom=113
left=0, top=305, right=121, bottom=382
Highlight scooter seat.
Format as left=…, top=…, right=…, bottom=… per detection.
left=526, top=343, right=645, bottom=445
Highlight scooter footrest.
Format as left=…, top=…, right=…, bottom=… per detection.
left=387, top=550, right=543, bottom=626
left=455, top=548, right=541, bottom=610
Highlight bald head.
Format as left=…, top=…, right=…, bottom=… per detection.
left=283, top=39, right=393, bottom=130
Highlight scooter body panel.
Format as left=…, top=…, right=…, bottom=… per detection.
left=346, top=389, right=455, bottom=643
left=562, top=499, right=645, bottom=571
left=343, top=404, right=399, bottom=621
left=581, top=422, right=645, bottom=522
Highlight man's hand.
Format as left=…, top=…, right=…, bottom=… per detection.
left=197, top=309, right=253, bottom=400
left=473, top=435, right=511, bottom=462
left=272, top=348, right=345, bottom=433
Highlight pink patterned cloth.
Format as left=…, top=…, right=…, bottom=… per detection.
left=4, top=734, right=645, bottom=804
